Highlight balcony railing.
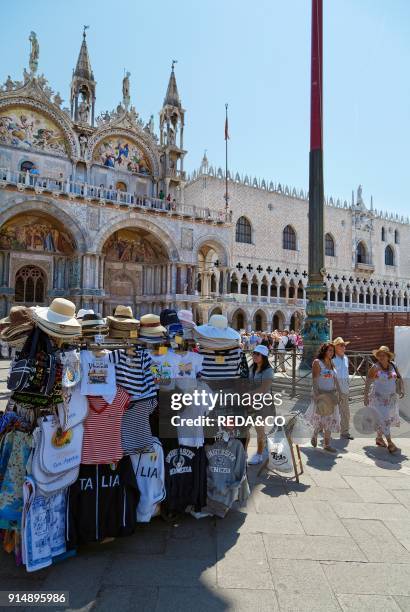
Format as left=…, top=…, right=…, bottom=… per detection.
left=0, top=168, right=228, bottom=224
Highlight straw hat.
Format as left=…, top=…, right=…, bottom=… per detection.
left=32, top=298, right=81, bottom=339
left=372, top=345, right=394, bottom=361
left=34, top=298, right=79, bottom=327
left=107, top=305, right=139, bottom=324
left=139, top=314, right=166, bottom=337
left=333, top=337, right=350, bottom=347
left=315, top=393, right=338, bottom=417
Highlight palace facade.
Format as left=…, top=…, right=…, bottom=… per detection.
left=0, top=32, right=409, bottom=331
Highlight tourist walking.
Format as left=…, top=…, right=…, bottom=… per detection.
left=247, top=344, right=274, bottom=465
left=306, top=342, right=341, bottom=453
left=364, top=345, right=404, bottom=453
left=277, top=330, right=289, bottom=372
left=332, top=337, right=353, bottom=440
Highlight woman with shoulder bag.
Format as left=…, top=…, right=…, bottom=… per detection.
left=305, top=342, right=341, bottom=453
left=364, top=346, right=404, bottom=454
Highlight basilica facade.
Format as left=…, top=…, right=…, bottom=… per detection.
left=0, top=32, right=409, bottom=331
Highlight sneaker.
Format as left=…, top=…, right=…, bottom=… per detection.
left=248, top=452, right=264, bottom=465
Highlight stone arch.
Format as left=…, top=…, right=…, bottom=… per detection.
left=230, top=307, right=247, bottom=331
left=192, top=234, right=230, bottom=267
left=87, top=127, right=160, bottom=177
left=0, top=98, right=78, bottom=158
left=0, top=197, right=87, bottom=253
left=273, top=310, right=285, bottom=331
left=290, top=311, right=303, bottom=332
left=252, top=308, right=268, bottom=332
left=209, top=306, right=223, bottom=317
left=93, top=215, right=180, bottom=261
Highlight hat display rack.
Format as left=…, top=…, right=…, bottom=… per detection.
left=0, top=300, right=251, bottom=573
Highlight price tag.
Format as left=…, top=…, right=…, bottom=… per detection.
left=94, top=334, right=104, bottom=344
left=174, top=335, right=183, bottom=345
left=129, top=330, right=138, bottom=338
left=215, top=355, right=225, bottom=364
left=158, top=346, right=168, bottom=355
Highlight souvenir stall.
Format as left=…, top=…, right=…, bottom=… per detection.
left=0, top=301, right=251, bottom=572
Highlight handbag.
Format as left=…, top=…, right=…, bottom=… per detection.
left=30, top=427, right=79, bottom=497
left=39, top=415, right=83, bottom=475
left=7, top=327, right=40, bottom=392
left=239, top=351, right=250, bottom=379
left=315, top=392, right=338, bottom=417
left=267, top=430, right=293, bottom=473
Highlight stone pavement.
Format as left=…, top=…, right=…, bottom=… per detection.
left=1, top=360, right=410, bottom=611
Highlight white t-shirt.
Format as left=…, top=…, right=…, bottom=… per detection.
left=131, top=438, right=166, bottom=523
left=149, top=351, right=179, bottom=390
left=80, top=350, right=117, bottom=404
left=333, top=355, right=349, bottom=395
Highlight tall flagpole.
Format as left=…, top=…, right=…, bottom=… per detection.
left=225, top=103, right=229, bottom=211
left=301, top=0, right=329, bottom=369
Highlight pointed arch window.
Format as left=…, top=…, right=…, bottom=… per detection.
left=283, top=225, right=297, bottom=250
left=325, top=233, right=335, bottom=257
left=385, top=245, right=394, bottom=266
left=235, top=217, right=252, bottom=244
left=15, top=266, right=46, bottom=304
left=381, top=227, right=386, bottom=241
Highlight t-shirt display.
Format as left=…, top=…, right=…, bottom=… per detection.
left=0, top=303, right=253, bottom=574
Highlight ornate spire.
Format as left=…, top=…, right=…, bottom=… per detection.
left=74, top=26, right=94, bottom=81
left=163, top=60, right=180, bottom=107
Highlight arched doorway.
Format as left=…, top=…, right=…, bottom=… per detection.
left=290, top=311, right=303, bottom=332
left=15, top=265, right=46, bottom=304
left=210, top=307, right=222, bottom=317
left=231, top=308, right=247, bottom=331
left=253, top=309, right=267, bottom=332
left=197, top=244, right=221, bottom=298
left=102, top=227, right=169, bottom=316
left=0, top=212, right=76, bottom=305
left=273, top=310, right=285, bottom=331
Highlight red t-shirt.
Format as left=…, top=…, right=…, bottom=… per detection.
left=82, top=386, right=130, bottom=464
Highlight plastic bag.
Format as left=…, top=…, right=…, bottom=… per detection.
left=267, top=430, right=293, bottom=473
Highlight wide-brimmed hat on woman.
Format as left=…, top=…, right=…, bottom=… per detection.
left=373, top=345, right=394, bottom=361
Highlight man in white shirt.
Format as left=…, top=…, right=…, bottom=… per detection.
left=332, top=337, right=353, bottom=440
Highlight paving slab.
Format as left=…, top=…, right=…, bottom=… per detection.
left=376, top=477, right=410, bottom=490
left=322, top=561, right=410, bottom=596
left=394, top=595, right=410, bottom=610
left=290, top=499, right=350, bottom=536
left=343, top=475, right=399, bottom=503
left=383, top=520, right=410, bottom=552
left=268, top=558, right=340, bottom=611
left=263, top=533, right=365, bottom=562
left=309, top=471, right=351, bottom=489
left=93, top=586, right=158, bottom=612
left=332, top=502, right=410, bottom=521
left=285, top=483, right=362, bottom=503
left=155, top=587, right=279, bottom=612
left=342, top=518, right=410, bottom=563
left=337, top=593, right=401, bottom=611
left=103, top=554, right=217, bottom=588
left=216, top=533, right=273, bottom=590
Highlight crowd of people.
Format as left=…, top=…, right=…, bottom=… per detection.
left=246, top=336, right=405, bottom=464
left=241, top=329, right=303, bottom=351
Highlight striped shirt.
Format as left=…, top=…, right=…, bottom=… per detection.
left=121, top=397, right=157, bottom=454
left=82, top=386, right=130, bottom=464
left=109, top=349, right=157, bottom=400
left=199, top=347, right=242, bottom=379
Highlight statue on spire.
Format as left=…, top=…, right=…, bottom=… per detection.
left=29, top=31, right=39, bottom=74
left=122, top=71, right=131, bottom=110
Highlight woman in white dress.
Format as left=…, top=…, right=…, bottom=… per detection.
left=364, top=346, right=404, bottom=453
left=306, top=343, right=341, bottom=453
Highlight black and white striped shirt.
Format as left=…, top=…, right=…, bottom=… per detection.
left=121, top=397, right=157, bottom=454
left=198, top=347, right=242, bottom=379
left=110, top=349, right=157, bottom=400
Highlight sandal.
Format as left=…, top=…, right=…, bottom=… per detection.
left=387, top=442, right=399, bottom=454
left=311, top=436, right=317, bottom=448
left=376, top=437, right=387, bottom=448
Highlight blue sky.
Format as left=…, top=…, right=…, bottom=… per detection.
left=2, top=0, right=410, bottom=215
